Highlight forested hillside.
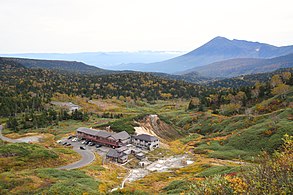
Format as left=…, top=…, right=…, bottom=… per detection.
left=1, top=57, right=113, bottom=75
left=206, top=68, right=293, bottom=88
left=0, top=58, right=210, bottom=118
left=152, top=71, right=213, bottom=84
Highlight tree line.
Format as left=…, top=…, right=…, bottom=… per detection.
left=6, top=109, right=89, bottom=132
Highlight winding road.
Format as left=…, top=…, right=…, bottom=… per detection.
left=57, top=141, right=96, bottom=170
left=0, top=124, right=95, bottom=170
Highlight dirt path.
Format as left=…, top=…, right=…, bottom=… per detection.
left=111, top=168, right=132, bottom=192
left=0, top=125, right=42, bottom=143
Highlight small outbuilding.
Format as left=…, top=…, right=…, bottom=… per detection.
left=135, top=152, right=145, bottom=160
left=106, top=148, right=128, bottom=163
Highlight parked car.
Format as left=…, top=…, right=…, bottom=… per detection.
left=95, top=144, right=102, bottom=148
left=56, top=140, right=62, bottom=144
left=82, top=140, right=87, bottom=144
left=68, top=136, right=73, bottom=139
left=66, top=143, right=71, bottom=146
left=62, top=142, right=68, bottom=145
left=89, top=142, right=95, bottom=146
left=80, top=146, right=86, bottom=150
left=72, top=138, right=78, bottom=142
left=85, top=141, right=90, bottom=145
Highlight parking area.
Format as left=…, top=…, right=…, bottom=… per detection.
left=58, top=135, right=112, bottom=158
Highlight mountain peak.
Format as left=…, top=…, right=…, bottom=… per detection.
left=186, top=36, right=238, bottom=56
left=204, top=36, right=232, bottom=46
left=211, top=36, right=230, bottom=41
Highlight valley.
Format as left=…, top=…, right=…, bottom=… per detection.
left=0, top=38, right=293, bottom=194
left=0, top=76, right=292, bottom=194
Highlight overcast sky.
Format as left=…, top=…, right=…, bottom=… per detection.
left=1, top=0, right=292, bottom=53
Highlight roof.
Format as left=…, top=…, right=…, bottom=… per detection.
left=98, top=131, right=114, bottom=138
left=136, top=152, right=145, bottom=157
left=111, top=131, right=130, bottom=140
left=106, top=149, right=119, bottom=158
left=132, top=134, right=158, bottom=142
left=115, top=146, right=128, bottom=153
left=76, top=127, right=113, bottom=138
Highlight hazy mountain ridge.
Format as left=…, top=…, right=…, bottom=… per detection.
left=0, top=57, right=213, bottom=84
left=3, top=37, right=293, bottom=77
left=1, top=57, right=110, bottom=74
left=0, top=57, right=139, bottom=75
left=182, top=53, right=293, bottom=78
left=0, top=51, right=183, bottom=69
left=0, top=58, right=27, bottom=70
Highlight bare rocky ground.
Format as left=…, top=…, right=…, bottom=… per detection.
left=111, top=154, right=194, bottom=192
left=14, top=136, right=43, bottom=143
left=50, top=101, right=80, bottom=111
left=135, top=114, right=182, bottom=141
left=125, top=155, right=193, bottom=182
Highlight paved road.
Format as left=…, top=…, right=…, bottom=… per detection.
left=0, top=124, right=43, bottom=143
left=57, top=139, right=96, bottom=170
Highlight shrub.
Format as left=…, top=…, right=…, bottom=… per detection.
left=162, top=180, right=191, bottom=194
left=197, top=166, right=242, bottom=177
left=190, top=175, right=234, bottom=195
left=36, top=168, right=100, bottom=195
left=165, top=135, right=293, bottom=195
left=0, top=143, right=58, bottom=159
left=241, top=134, right=293, bottom=194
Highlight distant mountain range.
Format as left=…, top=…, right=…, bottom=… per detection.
left=1, top=56, right=292, bottom=89
left=2, top=36, right=293, bottom=80
left=0, top=57, right=114, bottom=75
left=181, top=53, right=293, bottom=78
left=0, top=51, right=183, bottom=69
left=0, top=57, right=214, bottom=85
left=114, top=37, right=293, bottom=73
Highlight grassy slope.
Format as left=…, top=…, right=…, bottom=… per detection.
left=0, top=92, right=292, bottom=194
left=0, top=168, right=100, bottom=195
left=170, top=107, right=293, bottom=160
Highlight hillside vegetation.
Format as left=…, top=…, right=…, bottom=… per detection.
left=206, top=68, right=293, bottom=88
left=1, top=57, right=111, bottom=75
left=0, top=57, right=292, bottom=194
